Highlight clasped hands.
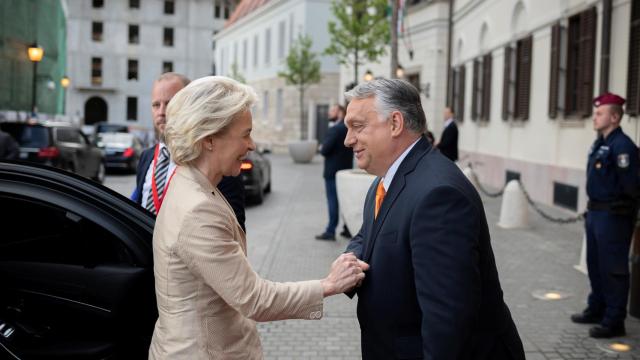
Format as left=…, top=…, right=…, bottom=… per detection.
left=321, top=252, right=369, bottom=297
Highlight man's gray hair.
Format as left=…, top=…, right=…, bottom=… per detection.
left=345, top=78, right=427, bottom=134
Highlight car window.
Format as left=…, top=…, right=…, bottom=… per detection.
left=0, top=195, right=133, bottom=266
left=0, top=124, right=50, bottom=148
left=96, top=124, right=128, bottom=134
left=56, top=127, right=82, bottom=144
left=98, top=132, right=134, bottom=147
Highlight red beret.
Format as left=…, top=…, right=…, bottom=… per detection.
left=593, top=92, right=625, bottom=107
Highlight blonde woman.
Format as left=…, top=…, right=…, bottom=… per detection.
left=148, top=76, right=367, bottom=359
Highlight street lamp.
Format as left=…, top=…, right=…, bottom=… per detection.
left=61, top=76, right=70, bottom=115
left=363, top=69, right=374, bottom=82
left=28, top=44, right=44, bottom=116
left=396, top=64, right=405, bottom=78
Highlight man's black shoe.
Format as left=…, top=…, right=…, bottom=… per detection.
left=589, top=324, right=626, bottom=338
left=315, top=233, right=336, bottom=241
left=571, top=310, right=603, bottom=324
left=339, top=226, right=352, bottom=238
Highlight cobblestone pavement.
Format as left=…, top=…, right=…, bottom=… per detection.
left=242, top=154, right=640, bottom=359
left=106, top=153, right=640, bottom=359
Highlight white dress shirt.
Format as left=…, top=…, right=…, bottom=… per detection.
left=381, top=138, right=421, bottom=191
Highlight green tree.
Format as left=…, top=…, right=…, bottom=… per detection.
left=228, top=62, right=246, bottom=84
left=324, top=0, right=390, bottom=86
left=277, top=34, right=321, bottom=140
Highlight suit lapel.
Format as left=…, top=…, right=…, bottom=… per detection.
left=363, top=137, right=431, bottom=262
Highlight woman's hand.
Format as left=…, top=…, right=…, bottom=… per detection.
left=321, top=253, right=369, bottom=297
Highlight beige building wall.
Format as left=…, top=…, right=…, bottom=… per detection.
left=453, top=0, right=636, bottom=212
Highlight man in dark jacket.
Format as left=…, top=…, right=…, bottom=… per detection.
left=436, top=106, right=458, bottom=161
left=344, top=79, right=524, bottom=359
left=315, top=105, right=353, bottom=241
left=132, top=72, right=246, bottom=231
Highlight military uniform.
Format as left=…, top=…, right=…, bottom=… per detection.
left=574, top=93, right=639, bottom=338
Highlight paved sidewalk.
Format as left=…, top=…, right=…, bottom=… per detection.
left=245, top=154, right=640, bottom=359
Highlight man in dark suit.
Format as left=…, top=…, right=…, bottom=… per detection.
left=436, top=106, right=458, bottom=161
left=343, top=79, right=524, bottom=359
left=316, top=104, right=353, bottom=241
left=132, top=72, right=246, bottom=230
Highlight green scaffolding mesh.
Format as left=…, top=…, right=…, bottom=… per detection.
left=0, top=0, right=66, bottom=115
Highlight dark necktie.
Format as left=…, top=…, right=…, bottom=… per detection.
left=146, top=146, right=170, bottom=214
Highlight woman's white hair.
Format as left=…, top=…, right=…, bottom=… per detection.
left=164, top=76, right=257, bottom=165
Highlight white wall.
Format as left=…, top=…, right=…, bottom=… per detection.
left=214, top=0, right=338, bottom=82
left=66, top=0, right=224, bottom=128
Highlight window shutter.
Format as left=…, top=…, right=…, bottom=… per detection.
left=459, top=64, right=466, bottom=122
left=549, top=23, right=561, bottom=119
left=502, top=46, right=512, bottom=120
left=627, top=0, right=640, bottom=115
left=472, top=59, right=480, bottom=121
left=482, top=53, right=492, bottom=121
left=578, top=7, right=597, bottom=117
left=515, top=36, right=532, bottom=120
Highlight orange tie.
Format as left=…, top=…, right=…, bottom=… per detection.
left=375, top=180, right=386, bottom=219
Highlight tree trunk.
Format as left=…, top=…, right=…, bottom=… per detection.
left=354, top=46, right=359, bottom=86
left=390, top=0, right=399, bottom=79
left=299, top=86, right=305, bottom=140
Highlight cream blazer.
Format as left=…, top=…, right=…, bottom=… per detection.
left=149, top=166, right=323, bottom=359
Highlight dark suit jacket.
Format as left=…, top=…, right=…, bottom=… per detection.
left=346, top=137, right=524, bottom=360
left=133, top=145, right=246, bottom=231
left=438, top=121, right=458, bottom=161
left=321, top=120, right=353, bottom=179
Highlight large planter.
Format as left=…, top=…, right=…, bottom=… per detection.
left=288, top=140, right=318, bottom=164
left=336, top=169, right=376, bottom=234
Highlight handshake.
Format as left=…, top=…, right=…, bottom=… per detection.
left=320, top=252, right=370, bottom=297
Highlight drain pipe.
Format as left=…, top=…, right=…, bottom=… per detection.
left=600, top=0, right=612, bottom=93
left=445, top=0, right=454, bottom=107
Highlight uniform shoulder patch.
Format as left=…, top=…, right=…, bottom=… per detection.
left=617, top=153, right=630, bottom=168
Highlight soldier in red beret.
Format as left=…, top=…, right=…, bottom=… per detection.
left=571, top=92, right=639, bottom=338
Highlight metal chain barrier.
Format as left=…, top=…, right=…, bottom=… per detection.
left=516, top=180, right=585, bottom=224
left=466, top=164, right=583, bottom=224
left=469, top=171, right=504, bottom=198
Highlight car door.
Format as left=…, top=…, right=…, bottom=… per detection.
left=54, top=127, right=85, bottom=175
left=0, top=162, right=156, bottom=359
left=79, top=130, right=104, bottom=178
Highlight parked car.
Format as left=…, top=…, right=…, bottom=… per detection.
left=96, top=132, right=143, bottom=172
left=240, top=150, right=271, bottom=204
left=0, top=122, right=105, bottom=183
left=0, top=161, right=156, bottom=359
left=94, top=122, right=129, bottom=136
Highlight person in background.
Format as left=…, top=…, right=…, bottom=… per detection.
left=436, top=106, right=458, bottom=162
left=131, top=72, right=246, bottom=230
left=149, top=76, right=369, bottom=359
left=316, top=104, right=354, bottom=241
left=571, top=92, right=639, bottom=338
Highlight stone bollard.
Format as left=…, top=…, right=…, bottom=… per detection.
left=573, top=234, right=588, bottom=275
left=336, top=169, right=376, bottom=234
left=462, top=166, right=479, bottom=191
left=497, top=180, right=529, bottom=228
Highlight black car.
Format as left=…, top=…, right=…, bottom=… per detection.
left=0, top=122, right=105, bottom=183
left=0, top=161, right=156, bottom=359
left=96, top=132, right=143, bottom=173
left=240, top=150, right=271, bottom=204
